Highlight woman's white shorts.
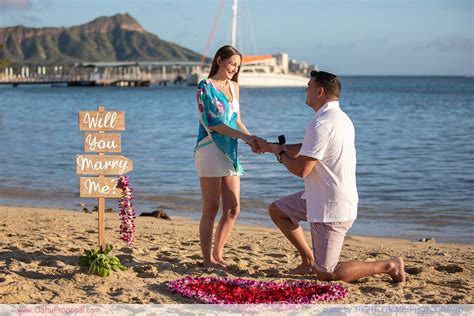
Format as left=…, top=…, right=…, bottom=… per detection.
left=195, top=142, right=241, bottom=177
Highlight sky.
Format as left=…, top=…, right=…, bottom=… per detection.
left=0, top=0, right=472, bottom=76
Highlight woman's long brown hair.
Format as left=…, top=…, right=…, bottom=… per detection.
left=208, top=45, right=242, bottom=83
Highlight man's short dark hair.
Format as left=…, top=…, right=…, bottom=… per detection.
left=310, top=70, right=341, bottom=98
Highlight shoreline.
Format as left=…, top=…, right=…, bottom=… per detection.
left=0, top=205, right=472, bottom=304
left=0, top=198, right=472, bottom=244
left=1, top=204, right=468, bottom=245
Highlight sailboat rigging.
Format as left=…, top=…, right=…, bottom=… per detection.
left=189, top=0, right=316, bottom=87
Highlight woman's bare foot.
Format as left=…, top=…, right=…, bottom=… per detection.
left=288, top=262, right=317, bottom=275
left=212, top=253, right=229, bottom=267
left=214, top=258, right=229, bottom=267
left=202, top=260, right=227, bottom=270
left=387, top=257, right=405, bottom=282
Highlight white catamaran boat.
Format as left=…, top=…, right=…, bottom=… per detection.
left=189, top=0, right=314, bottom=87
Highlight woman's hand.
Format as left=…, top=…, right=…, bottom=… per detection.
left=246, top=136, right=276, bottom=154
left=244, top=135, right=262, bottom=153
left=255, top=137, right=276, bottom=154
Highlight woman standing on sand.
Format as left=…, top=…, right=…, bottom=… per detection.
left=194, top=45, right=258, bottom=268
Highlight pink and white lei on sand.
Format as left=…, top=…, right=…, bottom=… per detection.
left=168, top=276, right=348, bottom=304
left=117, top=175, right=136, bottom=245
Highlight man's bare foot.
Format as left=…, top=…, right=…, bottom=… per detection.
left=288, top=263, right=317, bottom=275
left=387, top=257, right=405, bottom=282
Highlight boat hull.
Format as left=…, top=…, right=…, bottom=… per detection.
left=238, top=73, right=308, bottom=87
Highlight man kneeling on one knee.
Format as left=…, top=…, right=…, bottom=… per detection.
left=255, top=70, right=405, bottom=283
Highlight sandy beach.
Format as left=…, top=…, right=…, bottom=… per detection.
left=0, top=205, right=472, bottom=304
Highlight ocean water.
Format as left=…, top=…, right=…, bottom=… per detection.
left=0, top=76, right=472, bottom=243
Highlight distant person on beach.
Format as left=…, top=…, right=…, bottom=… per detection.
left=254, top=70, right=405, bottom=282
left=194, top=45, right=259, bottom=268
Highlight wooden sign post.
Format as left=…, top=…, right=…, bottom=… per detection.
left=77, top=106, right=132, bottom=251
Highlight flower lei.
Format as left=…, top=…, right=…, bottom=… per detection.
left=168, top=276, right=348, bottom=304
left=117, top=175, right=136, bottom=245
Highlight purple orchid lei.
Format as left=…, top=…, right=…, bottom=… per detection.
left=168, top=276, right=348, bottom=304
left=117, top=175, right=136, bottom=245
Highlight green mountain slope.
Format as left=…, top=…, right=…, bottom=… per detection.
left=0, top=13, right=203, bottom=65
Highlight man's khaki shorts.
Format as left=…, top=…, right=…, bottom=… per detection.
left=274, top=191, right=354, bottom=273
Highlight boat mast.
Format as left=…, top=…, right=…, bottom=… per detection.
left=231, top=0, right=238, bottom=48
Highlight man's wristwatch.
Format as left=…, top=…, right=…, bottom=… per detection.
left=277, top=148, right=286, bottom=163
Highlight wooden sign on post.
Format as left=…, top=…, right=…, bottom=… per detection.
left=84, top=133, right=122, bottom=152
left=78, top=111, right=125, bottom=131
left=77, top=106, right=133, bottom=251
left=76, top=155, right=133, bottom=175
left=79, top=177, right=122, bottom=198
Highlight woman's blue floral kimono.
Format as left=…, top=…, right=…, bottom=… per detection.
left=194, top=79, right=243, bottom=175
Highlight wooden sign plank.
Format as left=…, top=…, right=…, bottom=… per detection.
left=76, top=155, right=133, bottom=175
left=79, top=177, right=122, bottom=198
left=79, top=111, right=125, bottom=131
left=84, top=133, right=121, bottom=152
